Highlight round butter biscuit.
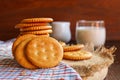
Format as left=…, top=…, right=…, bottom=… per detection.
left=14, top=38, right=38, bottom=69
left=12, top=34, right=36, bottom=57
left=20, top=29, right=52, bottom=35
left=21, top=18, right=53, bottom=23
left=36, top=33, right=50, bottom=37
left=26, top=36, right=63, bottom=68
left=63, top=50, right=92, bottom=60
left=15, top=23, right=49, bottom=28
left=20, top=26, right=52, bottom=31
left=63, top=44, right=84, bottom=52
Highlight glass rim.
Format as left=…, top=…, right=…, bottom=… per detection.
left=52, top=21, right=70, bottom=24
left=77, top=20, right=104, bottom=23
left=76, top=20, right=105, bottom=27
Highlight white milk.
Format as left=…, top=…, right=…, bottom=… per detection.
left=51, top=22, right=71, bottom=43
left=76, top=26, right=106, bottom=47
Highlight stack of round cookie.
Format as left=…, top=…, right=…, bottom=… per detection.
left=15, top=18, right=53, bottom=36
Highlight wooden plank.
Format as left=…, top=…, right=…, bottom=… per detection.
left=105, top=40, right=120, bottom=80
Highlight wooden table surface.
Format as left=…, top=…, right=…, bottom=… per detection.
left=104, top=40, right=120, bottom=80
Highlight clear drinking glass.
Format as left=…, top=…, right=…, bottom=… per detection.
left=76, top=20, right=106, bottom=47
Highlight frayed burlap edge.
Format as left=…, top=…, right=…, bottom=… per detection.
left=63, top=46, right=117, bottom=78
left=74, top=46, right=116, bottom=77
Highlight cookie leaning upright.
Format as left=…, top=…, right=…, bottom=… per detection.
left=12, top=34, right=36, bottom=54
left=26, top=36, right=63, bottom=68
left=14, top=38, right=38, bottom=69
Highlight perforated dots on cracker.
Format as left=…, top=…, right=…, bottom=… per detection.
left=26, top=36, right=63, bottom=68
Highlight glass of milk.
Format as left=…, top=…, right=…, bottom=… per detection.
left=76, top=20, right=106, bottom=47
left=51, top=21, right=71, bottom=43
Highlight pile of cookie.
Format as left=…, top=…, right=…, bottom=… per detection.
left=15, top=18, right=53, bottom=36
left=12, top=18, right=63, bottom=69
left=12, top=34, right=63, bottom=69
left=12, top=18, right=92, bottom=69
left=62, top=43, right=92, bottom=60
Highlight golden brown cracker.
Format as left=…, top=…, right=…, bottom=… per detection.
left=36, top=33, right=50, bottom=37
left=26, top=36, right=63, bottom=68
left=15, top=23, right=49, bottom=28
left=20, top=26, right=52, bottom=31
left=21, top=18, right=53, bottom=23
left=12, top=34, right=36, bottom=56
left=14, top=38, right=38, bottom=69
left=63, top=50, right=92, bottom=60
left=20, top=29, right=52, bottom=35
left=63, top=44, right=84, bottom=52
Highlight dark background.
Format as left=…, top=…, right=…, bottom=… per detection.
left=0, top=0, right=120, bottom=41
